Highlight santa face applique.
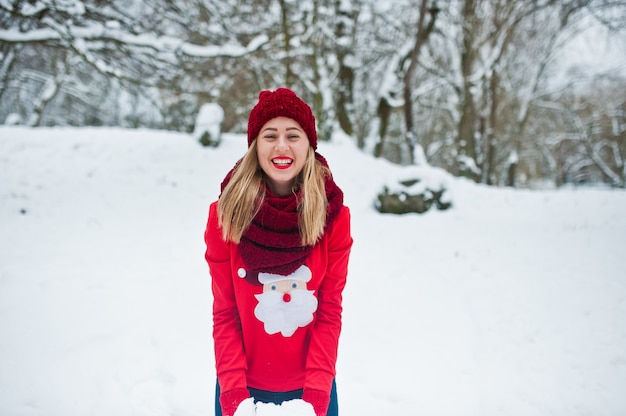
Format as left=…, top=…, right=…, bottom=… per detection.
left=254, top=265, right=318, bottom=337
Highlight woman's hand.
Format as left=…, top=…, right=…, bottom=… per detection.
left=220, top=388, right=254, bottom=416
left=302, top=388, right=330, bottom=416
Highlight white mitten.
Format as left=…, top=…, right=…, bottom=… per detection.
left=233, top=397, right=256, bottom=416
left=256, top=399, right=315, bottom=416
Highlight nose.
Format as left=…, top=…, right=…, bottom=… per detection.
left=282, top=292, right=292, bottom=303
left=275, top=135, right=289, bottom=151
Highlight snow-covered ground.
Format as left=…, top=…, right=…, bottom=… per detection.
left=1, top=126, right=625, bottom=416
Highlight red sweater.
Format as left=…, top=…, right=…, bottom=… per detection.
left=204, top=201, right=352, bottom=395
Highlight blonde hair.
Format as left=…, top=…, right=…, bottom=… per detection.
left=218, top=141, right=329, bottom=246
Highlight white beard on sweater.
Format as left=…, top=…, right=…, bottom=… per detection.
left=254, top=289, right=318, bottom=337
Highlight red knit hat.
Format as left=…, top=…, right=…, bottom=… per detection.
left=247, top=88, right=318, bottom=150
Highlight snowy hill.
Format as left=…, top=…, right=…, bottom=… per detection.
left=1, top=126, right=626, bottom=416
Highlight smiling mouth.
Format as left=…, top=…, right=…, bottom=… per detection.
left=272, top=158, right=293, bottom=168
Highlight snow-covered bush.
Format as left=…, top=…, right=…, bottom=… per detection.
left=375, top=166, right=453, bottom=214
left=4, top=113, right=22, bottom=125
left=194, top=103, right=224, bottom=147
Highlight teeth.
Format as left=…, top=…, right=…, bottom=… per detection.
left=273, top=159, right=292, bottom=166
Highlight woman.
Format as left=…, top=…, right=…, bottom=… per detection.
left=204, top=88, right=352, bottom=416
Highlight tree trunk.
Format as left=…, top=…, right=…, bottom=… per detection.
left=28, top=49, right=67, bottom=127
left=279, top=0, right=293, bottom=87
left=0, top=44, right=20, bottom=105
left=334, top=0, right=356, bottom=137
left=506, top=160, right=517, bottom=187
left=485, top=71, right=499, bottom=185
left=403, top=0, right=438, bottom=165
left=375, top=97, right=391, bottom=158
left=457, top=0, right=478, bottom=179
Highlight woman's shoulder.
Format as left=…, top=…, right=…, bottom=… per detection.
left=206, top=200, right=220, bottom=230
left=326, top=204, right=352, bottom=243
left=335, top=204, right=350, bottom=223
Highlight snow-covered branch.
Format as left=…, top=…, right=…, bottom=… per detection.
left=0, top=25, right=269, bottom=58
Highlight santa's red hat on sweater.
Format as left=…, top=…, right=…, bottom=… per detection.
left=247, top=88, right=318, bottom=150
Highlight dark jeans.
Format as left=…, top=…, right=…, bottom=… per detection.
left=215, top=379, right=338, bottom=416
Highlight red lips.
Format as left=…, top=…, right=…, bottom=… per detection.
left=272, top=157, right=293, bottom=170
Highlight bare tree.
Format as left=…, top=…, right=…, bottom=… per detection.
left=536, top=77, right=625, bottom=187
left=0, top=0, right=270, bottom=128
left=1, top=0, right=624, bottom=189
left=403, top=0, right=439, bottom=165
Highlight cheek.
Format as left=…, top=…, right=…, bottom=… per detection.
left=256, top=148, right=271, bottom=169
left=256, top=145, right=266, bottom=159
left=297, top=151, right=309, bottom=169
left=297, top=146, right=310, bottom=163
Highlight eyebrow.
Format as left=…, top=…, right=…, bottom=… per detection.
left=261, top=126, right=303, bottom=133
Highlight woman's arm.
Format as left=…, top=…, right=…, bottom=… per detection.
left=205, top=202, right=250, bottom=415
left=303, top=206, right=353, bottom=415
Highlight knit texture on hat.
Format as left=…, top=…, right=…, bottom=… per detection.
left=247, top=88, right=318, bottom=150
left=220, top=153, right=342, bottom=281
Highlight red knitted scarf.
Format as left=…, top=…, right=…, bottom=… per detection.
left=220, top=153, right=343, bottom=282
